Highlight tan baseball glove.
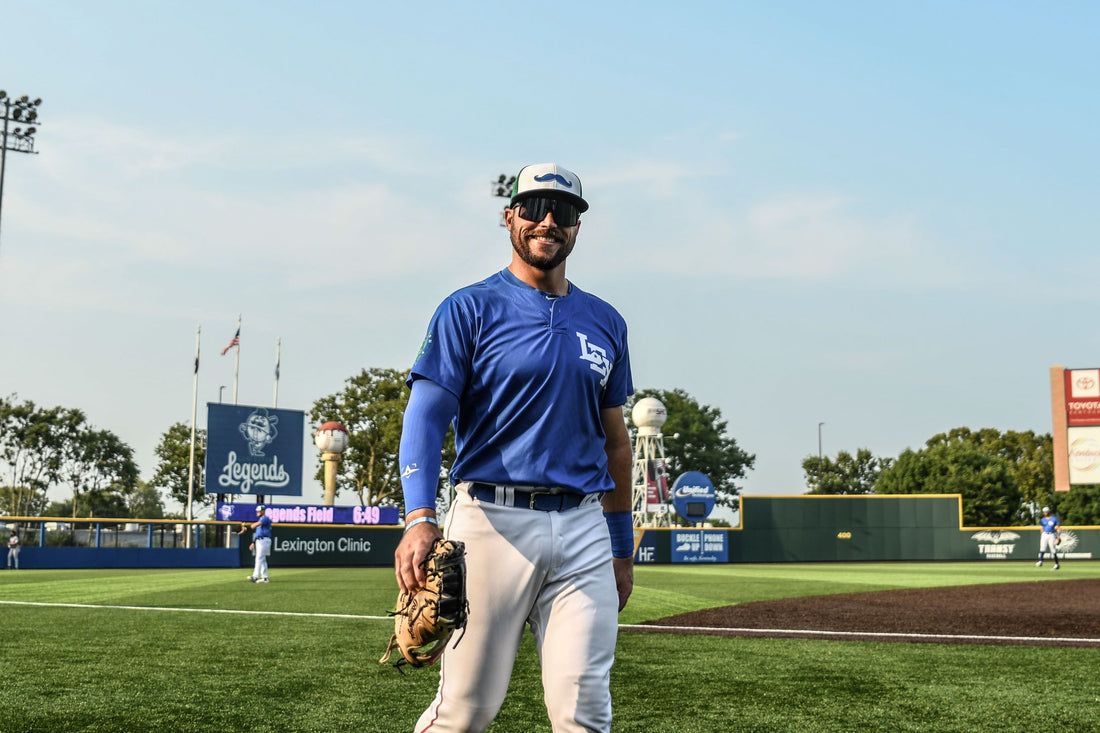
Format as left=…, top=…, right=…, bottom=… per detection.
left=379, top=538, right=469, bottom=669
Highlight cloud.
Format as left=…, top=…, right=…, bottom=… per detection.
left=0, top=120, right=504, bottom=316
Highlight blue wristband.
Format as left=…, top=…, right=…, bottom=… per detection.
left=604, top=511, right=634, bottom=559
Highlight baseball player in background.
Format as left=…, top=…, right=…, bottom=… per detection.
left=239, top=504, right=273, bottom=583
left=1036, top=505, right=1061, bottom=570
left=394, top=163, right=635, bottom=733
left=6, top=529, right=20, bottom=569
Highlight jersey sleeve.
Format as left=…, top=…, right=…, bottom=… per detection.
left=260, top=516, right=272, bottom=529
left=407, top=296, right=474, bottom=398
left=602, top=322, right=634, bottom=408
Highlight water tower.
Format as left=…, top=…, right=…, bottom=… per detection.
left=630, top=397, right=673, bottom=527
left=314, top=421, right=349, bottom=506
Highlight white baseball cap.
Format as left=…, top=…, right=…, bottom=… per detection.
left=509, top=163, right=589, bottom=213
left=1041, top=506, right=1051, bottom=513
left=256, top=504, right=266, bottom=513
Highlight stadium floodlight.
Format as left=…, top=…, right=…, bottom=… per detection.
left=0, top=90, right=45, bottom=256
left=491, top=173, right=517, bottom=226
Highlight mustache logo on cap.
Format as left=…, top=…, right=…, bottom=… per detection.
left=533, top=173, right=574, bottom=188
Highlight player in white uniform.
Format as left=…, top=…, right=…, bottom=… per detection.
left=394, top=163, right=635, bottom=733
left=6, top=530, right=20, bottom=569
left=1036, top=505, right=1061, bottom=570
left=239, top=504, right=273, bottom=582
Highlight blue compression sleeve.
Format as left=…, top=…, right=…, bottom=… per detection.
left=605, top=511, right=634, bottom=559
left=399, top=379, right=459, bottom=514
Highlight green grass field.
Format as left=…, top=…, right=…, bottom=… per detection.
left=2, top=562, right=1099, bottom=732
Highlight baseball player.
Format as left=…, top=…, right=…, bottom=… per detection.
left=1036, top=505, right=1061, bottom=570
left=394, top=163, right=635, bottom=733
left=239, top=504, right=273, bottom=582
left=6, top=530, right=19, bottom=570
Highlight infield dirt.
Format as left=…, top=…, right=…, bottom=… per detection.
left=642, top=578, right=1100, bottom=647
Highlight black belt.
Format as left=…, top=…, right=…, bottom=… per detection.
left=467, top=482, right=596, bottom=512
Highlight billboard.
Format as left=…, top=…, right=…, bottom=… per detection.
left=1065, top=369, right=1100, bottom=426
left=671, top=529, right=728, bottom=563
left=217, top=502, right=400, bottom=525
left=238, top=525, right=402, bottom=567
left=645, top=459, right=669, bottom=510
left=206, top=403, right=305, bottom=496
left=1068, top=426, right=1100, bottom=485
left=670, top=471, right=717, bottom=522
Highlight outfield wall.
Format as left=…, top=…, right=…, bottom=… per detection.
left=7, top=496, right=1100, bottom=568
left=634, top=495, right=1100, bottom=564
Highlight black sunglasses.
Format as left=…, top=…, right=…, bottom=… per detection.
left=512, top=196, right=581, bottom=227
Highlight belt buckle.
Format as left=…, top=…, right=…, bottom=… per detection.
left=526, top=487, right=558, bottom=510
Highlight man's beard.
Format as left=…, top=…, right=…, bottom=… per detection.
left=510, top=227, right=575, bottom=271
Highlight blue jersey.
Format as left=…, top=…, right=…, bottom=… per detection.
left=255, top=515, right=273, bottom=539
left=409, top=269, right=633, bottom=494
left=1040, top=515, right=1060, bottom=534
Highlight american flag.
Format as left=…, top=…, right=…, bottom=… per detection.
left=221, top=327, right=240, bottom=356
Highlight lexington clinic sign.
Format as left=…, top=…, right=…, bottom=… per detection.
left=206, top=403, right=305, bottom=496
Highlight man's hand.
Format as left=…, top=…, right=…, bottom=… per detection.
left=249, top=542, right=254, bottom=552
left=612, top=556, right=634, bottom=611
left=394, top=513, right=442, bottom=595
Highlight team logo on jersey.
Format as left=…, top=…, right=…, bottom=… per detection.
left=576, top=332, right=612, bottom=387
left=401, top=464, right=420, bottom=479
left=239, top=409, right=279, bottom=457
left=416, top=331, right=433, bottom=361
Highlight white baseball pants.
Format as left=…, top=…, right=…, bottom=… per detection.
left=1039, top=533, right=1059, bottom=555
left=253, top=537, right=271, bottom=580
left=415, top=486, right=618, bottom=733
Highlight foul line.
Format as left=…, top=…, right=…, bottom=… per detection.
left=620, top=623, right=1100, bottom=644
left=0, top=600, right=389, bottom=621
left=5, top=601, right=1098, bottom=645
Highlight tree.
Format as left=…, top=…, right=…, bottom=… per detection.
left=127, top=480, right=166, bottom=519
left=310, top=368, right=456, bottom=507
left=802, top=448, right=893, bottom=494
left=0, top=485, right=47, bottom=516
left=63, top=427, right=139, bottom=518
left=0, top=396, right=83, bottom=516
left=876, top=441, right=1021, bottom=526
left=924, top=427, right=1052, bottom=521
left=1052, top=486, right=1100, bottom=525
left=151, top=422, right=208, bottom=510
left=626, top=388, right=755, bottom=509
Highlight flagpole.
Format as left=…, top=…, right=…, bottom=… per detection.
left=232, top=314, right=241, bottom=405
left=273, top=337, right=281, bottom=408
left=186, top=325, right=201, bottom=548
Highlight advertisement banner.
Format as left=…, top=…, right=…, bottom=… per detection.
left=1065, top=369, right=1100, bottom=426
left=645, top=459, right=669, bottom=510
left=217, top=502, right=400, bottom=525
left=967, top=528, right=1094, bottom=561
left=671, top=529, right=728, bottom=563
left=670, top=471, right=717, bottom=522
left=1068, top=426, right=1100, bottom=484
left=239, top=525, right=403, bottom=567
left=206, top=403, right=305, bottom=496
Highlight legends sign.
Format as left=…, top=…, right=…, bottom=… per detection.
left=206, top=403, right=305, bottom=496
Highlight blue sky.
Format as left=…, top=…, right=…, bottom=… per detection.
left=1, top=2, right=1097, bottom=510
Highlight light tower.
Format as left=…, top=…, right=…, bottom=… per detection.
left=630, top=397, right=672, bottom=527
left=314, top=421, right=349, bottom=506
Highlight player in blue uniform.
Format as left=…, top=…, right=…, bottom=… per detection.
left=394, top=163, right=635, bottom=733
left=1036, top=505, right=1061, bottom=570
left=239, top=504, right=273, bottom=582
